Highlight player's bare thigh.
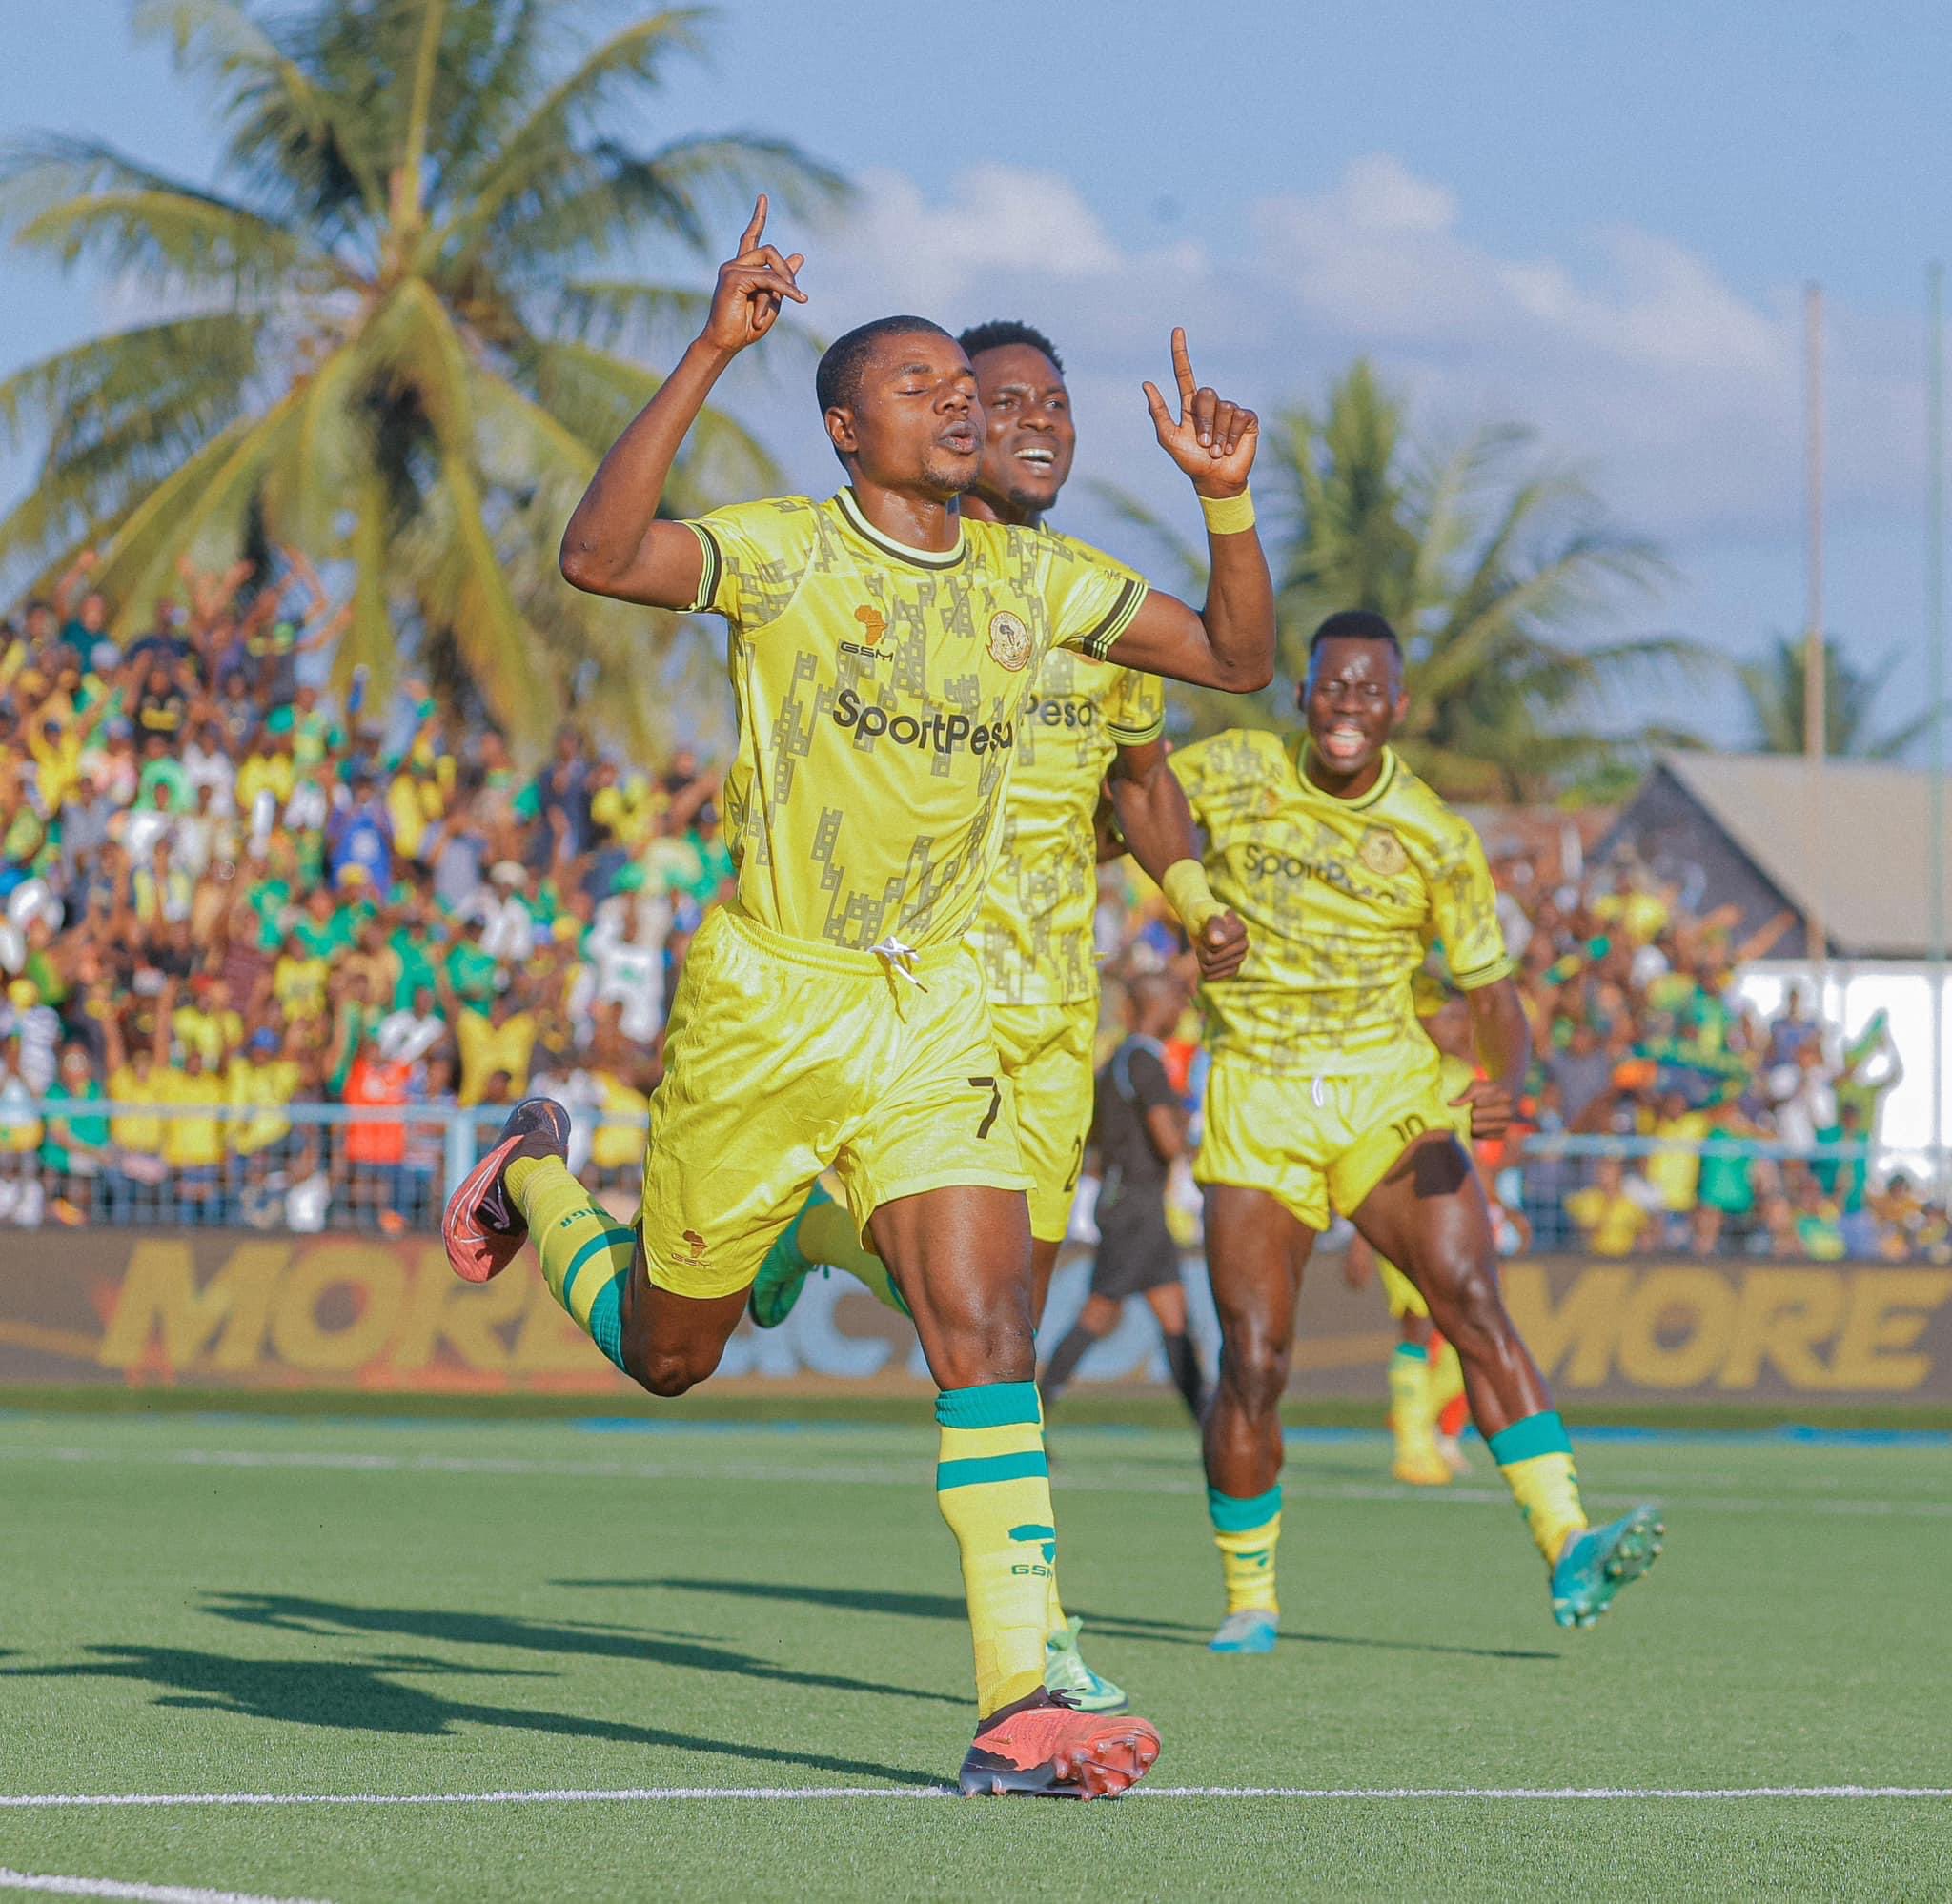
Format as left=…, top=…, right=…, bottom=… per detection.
left=870, top=1183, right=1037, bottom=1390
left=1346, top=1131, right=1495, bottom=1301
left=1203, top=1184, right=1315, bottom=1367
left=1348, top=1130, right=1549, bottom=1434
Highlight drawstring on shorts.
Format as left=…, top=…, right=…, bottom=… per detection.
left=869, top=934, right=929, bottom=993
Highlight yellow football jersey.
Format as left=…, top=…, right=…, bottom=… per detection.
left=971, top=537, right=1165, bottom=1003
left=1170, top=730, right=1511, bottom=1075
left=683, top=490, right=1148, bottom=953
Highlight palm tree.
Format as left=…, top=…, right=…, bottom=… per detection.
left=1100, top=360, right=1698, bottom=800
left=1737, top=634, right=1936, bottom=760
left=0, top=0, right=845, bottom=749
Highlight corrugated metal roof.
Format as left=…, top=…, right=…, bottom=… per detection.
left=1657, top=751, right=1950, bottom=958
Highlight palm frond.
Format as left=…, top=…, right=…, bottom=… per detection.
left=136, top=0, right=388, bottom=228
left=92, top=390, right=304, bottom=627
left=425, top=9, right=708, bottom=263
left=0, top=137, right=347, bottom=297
left=1084, top=479, right=1209, bottom=601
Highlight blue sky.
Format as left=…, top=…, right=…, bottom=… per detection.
left=6, top=0, right=1951, bottom=748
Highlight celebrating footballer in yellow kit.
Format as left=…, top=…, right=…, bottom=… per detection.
left=1171, top=609, right=1664, bottom=1654
left=745, top=319, right=1250, bottom=1716
left=440, top=199, right=1274, bottom=1795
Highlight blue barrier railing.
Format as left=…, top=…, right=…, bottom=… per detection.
left=0, top=1100, right=1938, bottom=1258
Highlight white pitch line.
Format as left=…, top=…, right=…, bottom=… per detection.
left=10, top=1444, right=1952, bottom=1518
left=0, top=1869, right=329, bottom=1904
left=0, top=1786, right=1945, bottom=1810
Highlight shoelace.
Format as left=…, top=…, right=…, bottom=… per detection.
left=868, top=934, right=928, bottom=991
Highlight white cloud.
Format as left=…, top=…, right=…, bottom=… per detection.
left=757, top=155, right=1924, bottom=587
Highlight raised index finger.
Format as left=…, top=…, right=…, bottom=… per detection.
left=736, top=194, right=768, bottom=255
left=1170, top=327, right=1197, bottom=404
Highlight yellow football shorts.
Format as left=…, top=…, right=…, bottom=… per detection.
left=640, top=907, right=1029, bottom=1299
left=1194, top=1045, right=1470, bottom=1233
left=989, top=1000, right=1095, bottom=1244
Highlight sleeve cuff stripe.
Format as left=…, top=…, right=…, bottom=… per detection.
left=1452, top=955, right=1515, bottom=991
left=1082, top=579, right=1148, bottom=660
left=1106, top=716, right=1166, bottom=745
left=686, top=523, right=722, bottom=615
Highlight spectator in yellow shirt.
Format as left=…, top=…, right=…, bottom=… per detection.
left=1566, top=1154, right=1657, bottom=1257
left=173, top=977, right=244, bottom=1068
left=270, top=932, right=330, bottom=1023
left=148, top=983, right=228, bottom=1224
left=1645, top=1092, right=1711, bottom=1246
left=453, top=985, right=537, bottom=1108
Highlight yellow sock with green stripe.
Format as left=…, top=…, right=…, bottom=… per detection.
left=1209, top=1485, right=1281, bottom=1614
left=505, top=1154, right=636, bottom=1373
left=798, top=1194, right=910, bottom=1317
left=936, top=1381, right=1056, bottom=1716
left=1489, top=1410, right=1589, bottom=1563
left=1388, top=1342, right=1433, bottom=1459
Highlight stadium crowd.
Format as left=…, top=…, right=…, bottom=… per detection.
left=0, top=554, right=1941, bottom=1259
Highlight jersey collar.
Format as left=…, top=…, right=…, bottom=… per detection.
left=833, top=488, right=967, bottom=572
left=1291, top=735, right=1399, bottom=811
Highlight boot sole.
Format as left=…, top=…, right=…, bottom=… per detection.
left=441, top=1134, right=530, bottom=1284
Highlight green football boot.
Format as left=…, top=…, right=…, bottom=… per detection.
left=1043, top=1616, right=1128, bottom=1713
left=747, top=1183, right=838, bottom=1328
left=1551, top=1505, right=1665, bottom=1629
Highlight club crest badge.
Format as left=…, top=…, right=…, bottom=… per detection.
left=1358, top=827, right=1410, bottom=878
left=986, top=610, right=1032, bottom=672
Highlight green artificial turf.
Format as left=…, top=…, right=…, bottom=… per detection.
left=2, top=1410, right=1947, bottom=1900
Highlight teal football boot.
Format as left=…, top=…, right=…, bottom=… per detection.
left=747, top=1183, right=838, bottom=1328
left=1208, top=1610, right=1279, bottom=1654
left=1043, top=1616, right=1128, bottom=1712
left=1551, top=1506, right=1665, bottom=1629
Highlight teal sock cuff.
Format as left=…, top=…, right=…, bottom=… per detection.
left=1489, top=1410, right=1572, bottom=1466
left=588, top=1279, right=626, bottom=1375
left=1208, top=1484, right=1283, bottom=1533
left=1392, top=1342, right=1429, bottom=1364
left=936, top=1381, right=1042, bottom=1429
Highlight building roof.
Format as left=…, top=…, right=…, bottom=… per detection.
left=1654, top=751, right=1952, bottom=960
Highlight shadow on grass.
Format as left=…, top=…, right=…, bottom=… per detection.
left=559, top=1577, right=971, bottom=1624
left=3, top=1645, right=938, bottom=1787
left=560, top=1579, right=1556, bottom=1661
left=198, top=1592, right=959, bottom=1706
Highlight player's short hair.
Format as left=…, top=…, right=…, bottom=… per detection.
left=1309, top=609, right=1402, bottom=658
left=815, top=316, right=957, bottom=417
left=956, top=320, right=1064, bottom=373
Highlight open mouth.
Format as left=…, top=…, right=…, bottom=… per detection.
left=939, top=424, right=979, bottom=454
left=1012, top=445, right=1058, bottom=470
left=1318, top=721, right=1369, bottom=764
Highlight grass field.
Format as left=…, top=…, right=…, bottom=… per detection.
left=3, top=1408, right=1947, bottom=1901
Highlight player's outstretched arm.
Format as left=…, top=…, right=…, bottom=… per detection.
left=1454, top=977, right=1533, bottom=1141
left=559, top=197, right=806, bottom=607
left=1107, top=738, right=1249, bottom=981
left=1103, top=330, right=1274, bottom=693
